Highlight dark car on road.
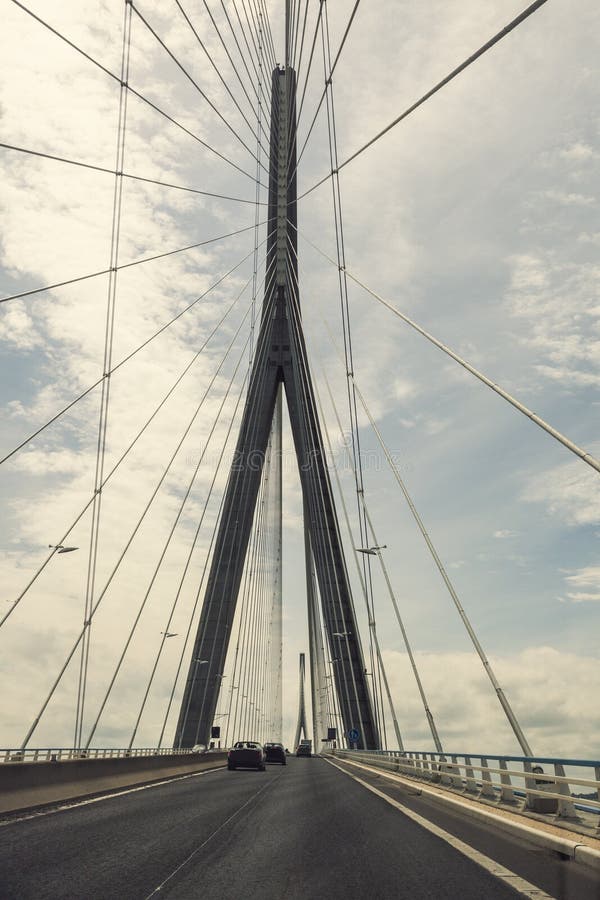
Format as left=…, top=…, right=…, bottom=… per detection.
left=295, top=743, right=311, bottom=757
left=264, top=742, right=286, bottom=765
left=227, top=741, right=266, bottom=771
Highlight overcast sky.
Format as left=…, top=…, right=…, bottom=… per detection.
left=1, top=0, right=599, bottom=758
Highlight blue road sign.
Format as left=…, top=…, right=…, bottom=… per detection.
left=348, top=728, right=360, bottom=743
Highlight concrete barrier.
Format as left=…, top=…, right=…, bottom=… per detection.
left=0, top=752, right=227, bottom=815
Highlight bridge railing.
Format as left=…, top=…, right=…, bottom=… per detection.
left=332, top=749, right=600, bottom=826
left=0, top=747, right=201, bottom=764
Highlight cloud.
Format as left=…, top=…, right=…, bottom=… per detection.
left=493, top=529, right=517, bottom=539
left=382, top=646, right=600, bottom=759
left=560, top=142, right=596, bottom=161
left=560, top=566, right=600, bottom=602
left=522, top=456, right=600, bottom=526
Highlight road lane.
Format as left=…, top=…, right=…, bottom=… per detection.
left=0, top=756, right=544, bottom=899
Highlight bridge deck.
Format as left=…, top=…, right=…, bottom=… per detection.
left=1, top=757, right=599, bottom=899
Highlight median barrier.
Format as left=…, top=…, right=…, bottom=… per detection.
left=0, top=751, right=228, bottom=815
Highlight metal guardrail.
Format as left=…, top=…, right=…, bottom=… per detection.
left=0, top=747, right=200, bottom=764
left=333, top=749, right=600, bottom=827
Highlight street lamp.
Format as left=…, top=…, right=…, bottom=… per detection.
left=48, top=544, right=79, bottom=554
left=355, top=545, right=386, bottom=555
left=161, top=631, right=178, bottom=638
left=332, top=631, right=351, bottom=637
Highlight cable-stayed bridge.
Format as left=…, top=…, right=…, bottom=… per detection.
left=1, top=0, right=600, bottom=897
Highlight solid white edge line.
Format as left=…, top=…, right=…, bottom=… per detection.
left=327, top=755, right=600, bottom=872
left=0, top=764, right=226, bottom=827
left=324, top=757, right=554, bottom=899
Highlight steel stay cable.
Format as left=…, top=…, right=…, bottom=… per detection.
left=155, top=259, right=274, bottom=747
left=294, top=0, right=324, bottom=139
left=127, top=83, right=267, bottom=185
left=223, top=391, right=277, bottom=744
left=317, top=347, right=443, bottom=752
left=84, top=312, right=254, bottom=750
left=287, top=0, right=297, bottom=67
left=298, top=0, right=550, bottom=201
left=249, top=1, right=278, bottom=147
left=317, top=9, right=384, bottom=740
left=175, top=260, right=278, bottom=747
left=229, top=0, right=272, bottom=100
left=19, top=288, right=257, bottom=751
left=319, top=299, right=531, bottom=753
left=0, top=142, right=262, bottom=205
left=8, top=0, right=264, bottom=187
left=201, top=0, right=271, bottom=132
left=254, top=443, right=276, bottom=740
left=159, top=487, right=226, bottom=747
left=288, top=0, right=361, bottom=184
left=158, top=482, right=230, bottom=746
left=283, top=256, right=368, bottom=745
left=256, top=0, right=277, bottom=70
left=134, top=357, right=249, bottom=749
left=249, top=17, right=265, bottom=366
left=285, top=254, right=371, bottom=746
left=243, top=414, right=270, bottom=741
left=188, top=374, right=270, bottom=742
left=238, top=470, right=268, bottom=741
left=196, top=270, right=280, bottom=733
left=240, top=467, right=270, bottom=740
left=233, top=388, right=279, bottom=743
left=230, top=503, right=262, bottom=742
left=218, top=0, right=272, bottom=114
left=225, top=480, right=263, bottom=744
left=294, top=224, right=600, bottom=476
left=266, top=428, right=281, bottom=739
left=313, top=371, right=398, bottom=750
left=284, top=254, right=368, bottom=745
left=291, top=0, right=302, bottom=71
left=0, top=269, right=258, bottom=631
left=185, top=272, right=280, bottom=743
left=1, top=220, right=266, bottom=305
left=292, top=0, right=309, bottom=84
left=243, top=0, right=274, bottom=73
left=1, top=233, right=273, bottom=467
left=175, top=0, right=272, bottom=156
left=130, top=2, right=270, bottom=173
left=76, top=0, right=133, bottom=749
left=350, top=374, right=534, bottom=757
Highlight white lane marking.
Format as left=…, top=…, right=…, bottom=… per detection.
left=0, top=765, right=225, bottom=827
left=325, top=758, right=554, bottom=900
left=144, top=771, right=281, bottom=898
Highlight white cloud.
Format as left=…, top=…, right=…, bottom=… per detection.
left=540, top=189, right=595, bottom=207
left=493, top=529, right=516, bottom=539
left=560, top=142, right=596, bottom=161
left=0, top=306, right=44, bottom=350
left=560, top=566, right=600, bottom=602
left=522, top=456, right=600, bottom=526
left=382, top=646, right=600, bottom=759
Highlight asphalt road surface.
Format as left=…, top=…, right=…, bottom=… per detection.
left=0, top=756, right=597, bottom=899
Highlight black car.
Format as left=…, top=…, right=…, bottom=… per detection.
left=264, top=742, right=286, bottom=765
